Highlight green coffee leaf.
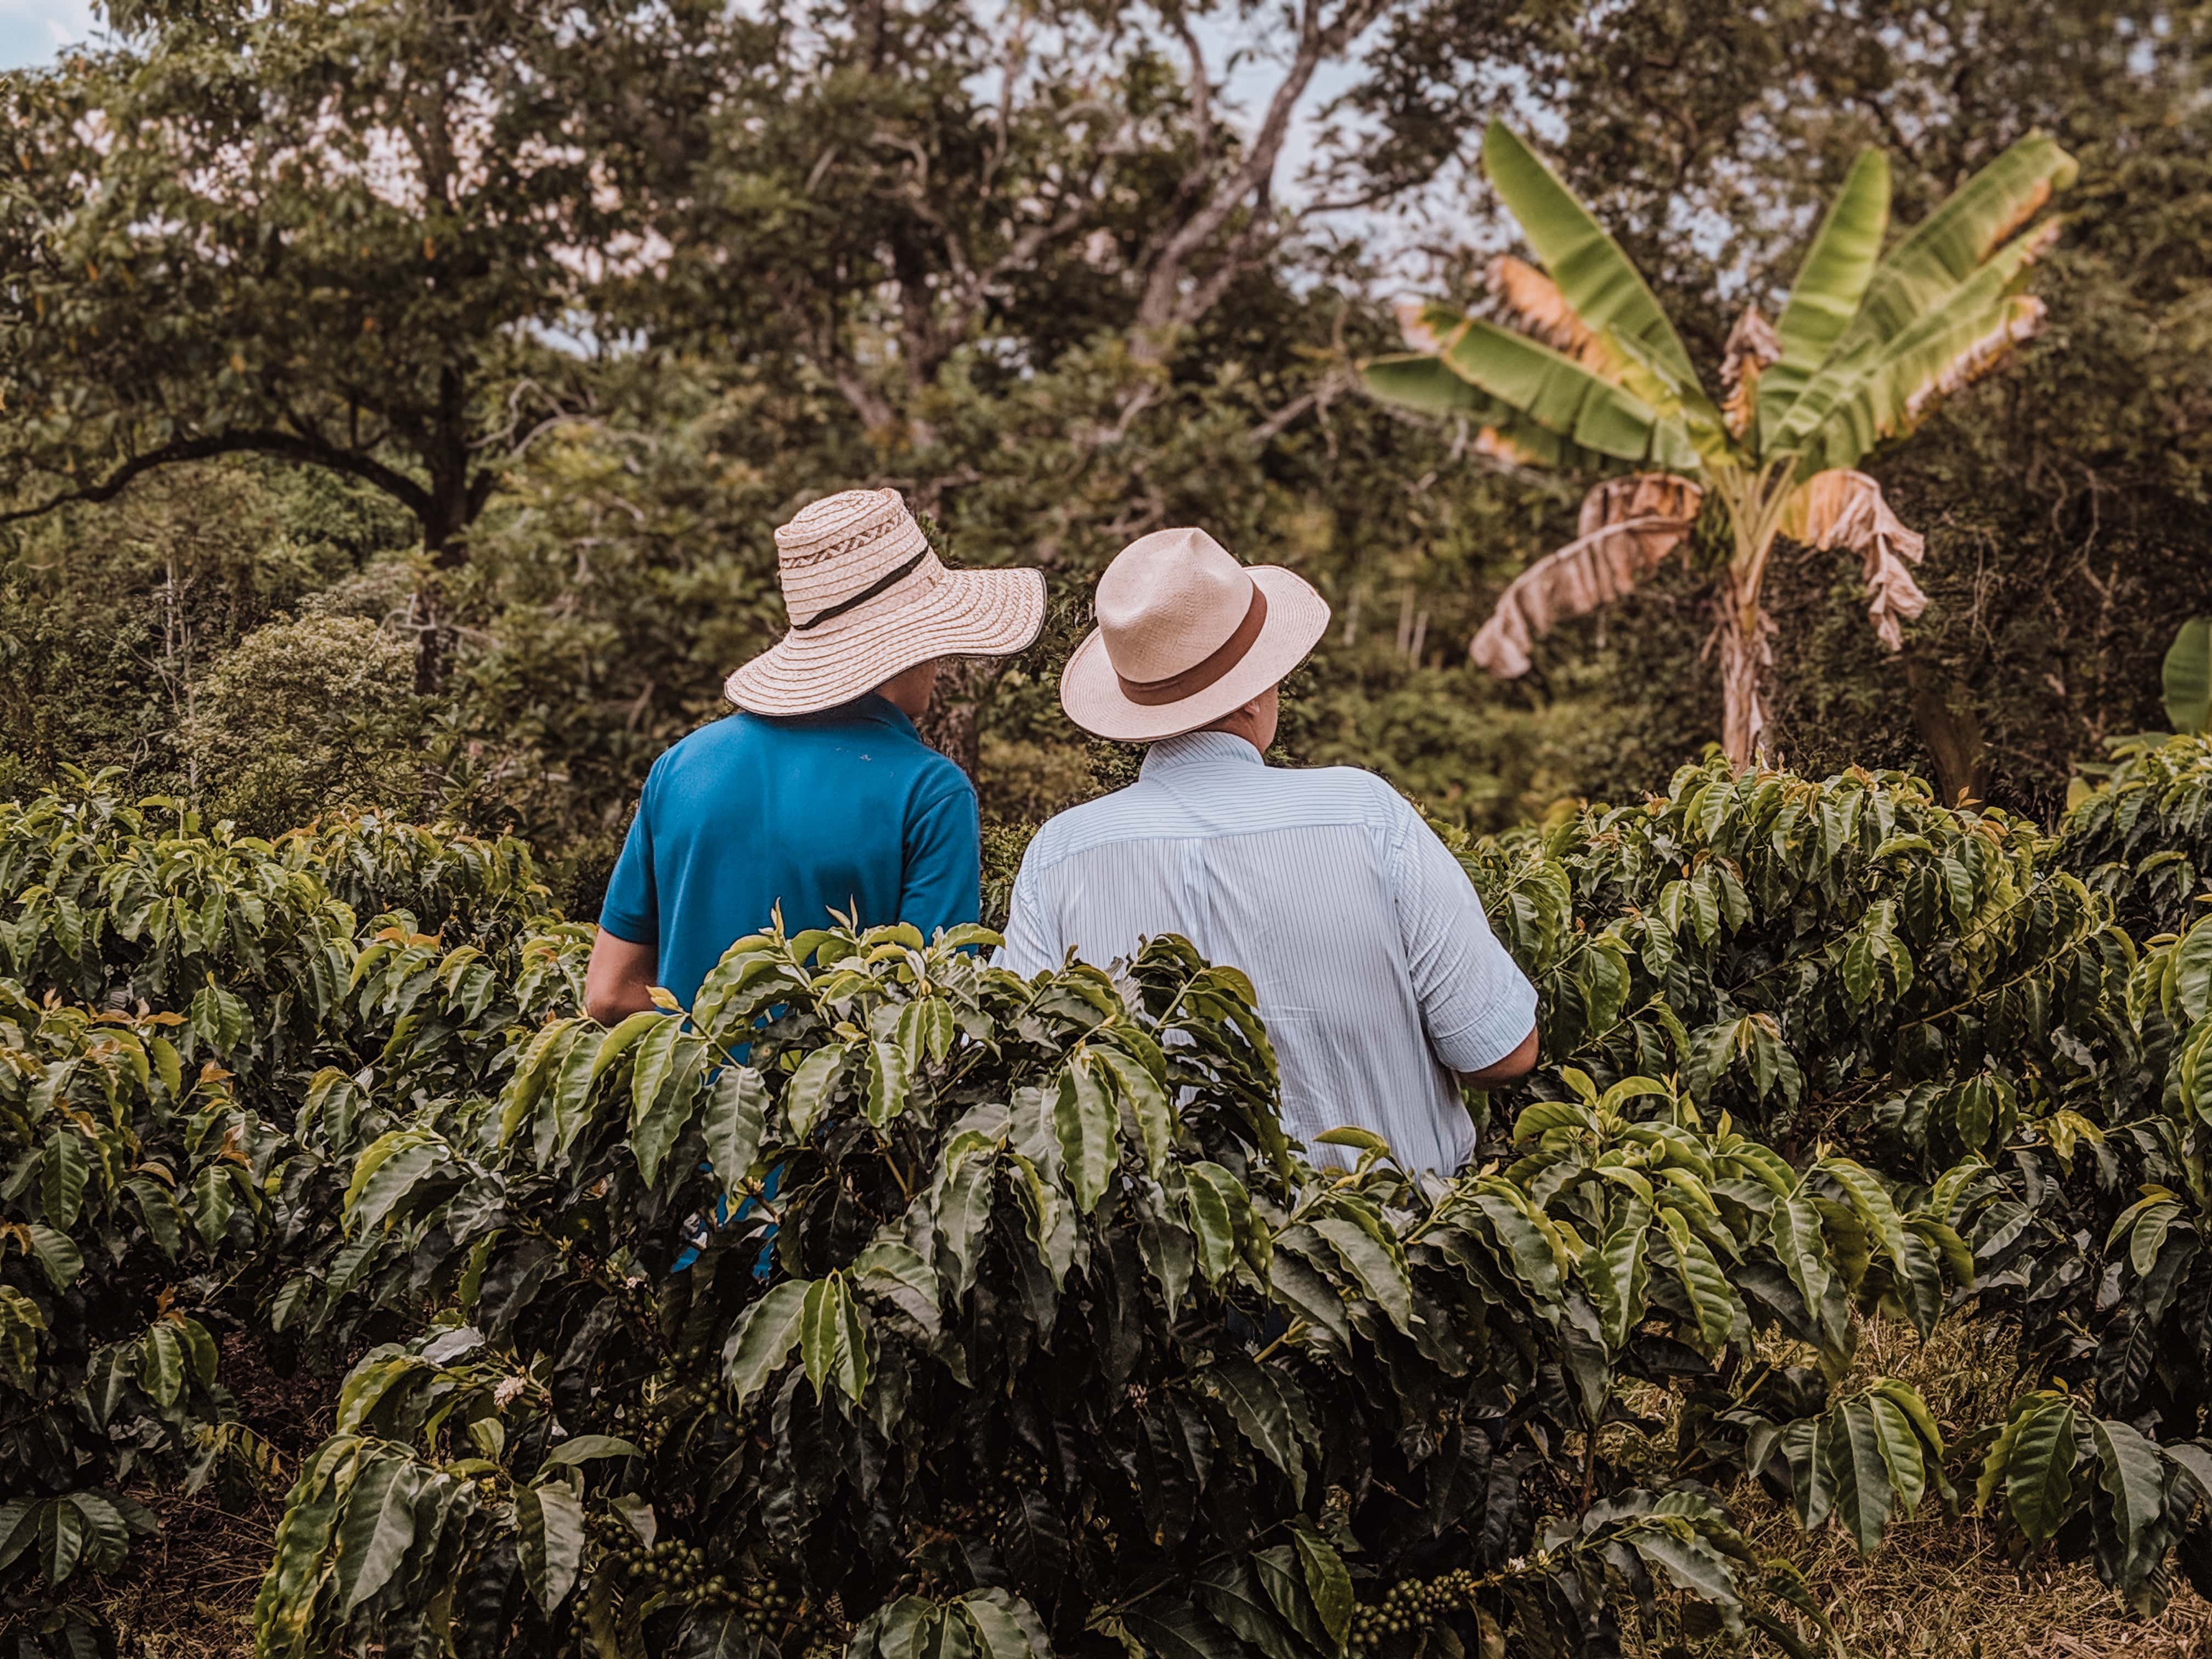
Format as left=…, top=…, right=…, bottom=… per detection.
left=27, top=1223, right=82, bottom=1290
left=139, top=1321, right=185, bottom=1408
left=784, top=1045, right=845, bottom=1141
left=1292, top=1522, right=1354, bottom=1647
left=1584, top=1195, right=1652, bottom=1352
left=517, top=1480, right=585, bottom=1612
left=1307, top=1212, right=1414, bottom=1334
left=866, top=1037, right=915, bottom=1127
left=699, top=1064, right=769, bottom=1195
left=2089, top=1417, right=2168, bottom=1598
left=1054, top=1058, right=1115, bottom=1212
left=332, top=1453, right=420, bottom=1613
left=799, top=1272, right=871, bottom=1403
left=2000, top=1395, right=2079, bottom=1545
left=39, top=1128, right=88, bottom=1231
left=591, top=1008, right=667, bottom=1081
left=1096, top=1046, right=1172, bottom=1174
left=722, top=1282, right=810, bottom=1409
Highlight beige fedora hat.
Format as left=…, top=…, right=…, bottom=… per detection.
left=726, top=489, right=1045, bottom=716
left=1060, top=528, right=1331, bottom=742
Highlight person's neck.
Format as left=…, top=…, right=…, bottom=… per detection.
left=1199, top=720, right=1266, bottom=755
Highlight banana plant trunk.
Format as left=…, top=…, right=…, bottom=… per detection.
left=1714, top=477, right=1786, bottom=768
left=1716, top=579, right=1770, bottom=768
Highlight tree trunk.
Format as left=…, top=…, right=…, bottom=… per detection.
left=413, top=470, right=473, bottom=692
left=916, top=657, right=997, bottom=780
left=1716, top=575, right=1772, bottom=768
left=1905, top=656, right=1990, bottom=805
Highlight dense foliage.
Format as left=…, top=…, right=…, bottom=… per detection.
left=0, top=777, right=565, bottom=1647
left=247, top=917, right=1966, bottom=1659
left=1, top=3, right=2210, bottom=1652
left=1453, top=757, right=2132, bottom=1169
left=31, top=733, right=2212, bottom=1650
left=3, top=1, right=2210, bottom=887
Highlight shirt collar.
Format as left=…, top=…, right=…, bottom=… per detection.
left=854, top=693, right=917, bottom=735
left=1141, top=729, right=1266, bottom=778
left=767, top=693, right=917, bottom=736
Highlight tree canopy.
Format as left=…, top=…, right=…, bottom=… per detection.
left=0, top=0, right=2206, bottom=887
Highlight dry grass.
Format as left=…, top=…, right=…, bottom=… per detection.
left=1632, top=1316, right=2212, bottom=1658
left=1717, top=1492, right=2212, bottom=1657
left=95, top=1492, right=272, bottom=1659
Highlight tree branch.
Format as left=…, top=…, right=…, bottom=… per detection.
left=0, top=430, right=437, bottom=530
left=1130, top=0, right=1388, bottom=357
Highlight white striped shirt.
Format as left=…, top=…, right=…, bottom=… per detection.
left=995, top=731, right=1538, bottom=1172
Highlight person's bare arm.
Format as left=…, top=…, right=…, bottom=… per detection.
left=1458, top=1024, right=1539, bottom=1091
left=585, top=929, right=661, bottom=1025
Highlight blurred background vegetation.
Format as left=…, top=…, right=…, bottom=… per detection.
left=0, top=0, right=2206, bottom=913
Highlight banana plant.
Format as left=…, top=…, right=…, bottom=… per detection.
left=2164, top=617, right=2212, bottom=736
left=1366, top=122, right=2075, bottom=767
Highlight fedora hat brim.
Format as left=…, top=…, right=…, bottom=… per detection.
left=726, top=566, right=1046, bottom=716
left=1058, top=565, right=1329, bottom=742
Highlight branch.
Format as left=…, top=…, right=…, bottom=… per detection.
left=980, top=12, right=1030, bottom=199
left=1130, top=0, right=1388, bottom=354
left=0, top=429, right=437, bottom=529
left=1168, top=12, right=1216, bottom=190
left=1246, top=365, right=1354, bottom=448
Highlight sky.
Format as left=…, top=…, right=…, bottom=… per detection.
left=0, top=0, right=94, bottom=66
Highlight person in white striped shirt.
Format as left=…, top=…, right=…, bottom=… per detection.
left=996, top=528, right=1539, bottom=1174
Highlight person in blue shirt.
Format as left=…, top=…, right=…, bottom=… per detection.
left=585, top=488, right=1045, bottom=1022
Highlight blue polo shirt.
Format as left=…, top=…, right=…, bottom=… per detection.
left=597, top=697, right=980, bottom=1007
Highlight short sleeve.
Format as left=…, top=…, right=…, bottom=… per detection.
left=599, top=778, right=659, bottom=945
left=1386, top=794, right=1538, bottom=1071
left=992, top=838, right=1060, bottom=978
left=902, top=771, right=982, bottom=940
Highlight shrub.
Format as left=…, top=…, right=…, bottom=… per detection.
left=1450, top=756, right=2138, bottom=1172
left=179, top=614, right=427, bottom=836
left=250, top=918, right=1987, bottom=1659
left=2058, top=732, right=2212, bottom=938
left=0, top=776, right=566, bottom=1649
left=26, top=744, right=2212, bottom=1654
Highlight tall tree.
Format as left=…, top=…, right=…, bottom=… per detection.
left=621, top=0, right=1502, bottom=769
left=0, top=1, right=737, bottom=636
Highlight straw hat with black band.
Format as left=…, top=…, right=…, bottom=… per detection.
left=726, top=488, right=1046, bottom=716
left=1059, top=527, right=1331, bottom=743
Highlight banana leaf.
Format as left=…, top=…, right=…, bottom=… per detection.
left=1361, top=353, right=1621, bottom=471
left=2164, top=618, right=2212, bottom=736
left=1757, top=148, right=1891, bottom=448
left=1773, top=227, right=2054, bottom=467
left=1599, top=326, right=1734, bottom=465
left=1788, top=289, right=2041, bottom=476
left=1482, top=121, right=1700, bottom=386
left=1403, top=302, right=1695, bottom=470
left=1826, top=133, right=2075, bottom=363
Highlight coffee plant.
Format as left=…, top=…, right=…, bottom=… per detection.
left=31, top=740, right=2212, bottom=1652
left=244, top=910, right=1996, bottom=1659
left=1444, top=751, right=2212, bottom=1617
left=1450, top=757, right=2137, bottom=1169
left=0, top=772, right=564, bottom=1648
left=2062, top=733, right=2212, bottom=938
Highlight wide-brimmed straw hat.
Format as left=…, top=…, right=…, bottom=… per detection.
left=1060, top=528, right=1331, bottom=742
left=726, top=489, right=1045, bottom=716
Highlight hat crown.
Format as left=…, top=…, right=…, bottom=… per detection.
left=1094, top=528, right=1254, bottom=684
left=772, top=488, right=939, bottom=620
